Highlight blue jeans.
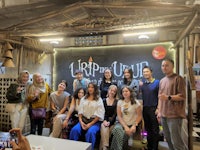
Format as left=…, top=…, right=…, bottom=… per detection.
left=161, top=117, right=188, bottom=150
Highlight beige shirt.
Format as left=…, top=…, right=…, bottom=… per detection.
left=118, top=99, right=141, bottom=126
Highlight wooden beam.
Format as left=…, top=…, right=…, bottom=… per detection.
left=174, top=11, right=199, bottom=47
left=0, top=38, right=54, bottom=54
left=6, top=2, right=81, bottom=30
left=81, top=1, right=192, bottom=11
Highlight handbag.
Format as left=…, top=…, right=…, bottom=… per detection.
left=82, top=116, right=94, bottom=124
left=31, top=108, right=46, bottom=119
left=5, top=103, right=16, bottom=113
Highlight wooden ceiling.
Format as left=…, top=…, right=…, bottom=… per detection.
left=0, top=0, right=200, bottom=48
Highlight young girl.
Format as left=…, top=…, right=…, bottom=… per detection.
left=100, top=85, right=118, bottom=150
left=62, top=88, right=86, bottom=138
left=110, top=86, right=142, bottom=150
left=69, top=82, right=105, bottom=150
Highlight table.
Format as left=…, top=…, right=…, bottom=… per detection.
left=26, top=135, right=92, bottom=150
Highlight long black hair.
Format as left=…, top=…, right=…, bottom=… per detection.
left=85, top=82, right=100, bottom=101
left=102, top=68, right=114, bottom=83
left=73, top=87, right=86, bottom=99
left=123, top=68, right=133, bottom=85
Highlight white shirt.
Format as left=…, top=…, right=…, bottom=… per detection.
left=78, top=96, right=105, bottom=121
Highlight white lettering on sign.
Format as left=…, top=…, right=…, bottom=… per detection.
left=69, top=60, right=149, bottom=79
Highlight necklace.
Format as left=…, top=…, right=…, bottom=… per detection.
left=106, top=98, right=114, bottom=106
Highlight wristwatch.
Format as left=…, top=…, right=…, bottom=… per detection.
left=168, top=95, right=172, bottom=101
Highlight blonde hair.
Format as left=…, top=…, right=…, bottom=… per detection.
left=107, top=84, right=118, bottom=98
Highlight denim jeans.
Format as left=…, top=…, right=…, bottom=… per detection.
left=161, top=117, right=188, bottom=150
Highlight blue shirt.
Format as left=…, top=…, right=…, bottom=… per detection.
left=141, top=79, right=159, bottom=107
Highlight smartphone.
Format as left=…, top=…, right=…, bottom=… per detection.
left=0, top=132, right=18, bottom=150
left=10, top=132, right=18, bottom=143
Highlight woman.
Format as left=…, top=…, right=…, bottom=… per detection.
left=62, top=88, right=86, bottom=139
left=100, top=85, right=118, bottom=150
left=69, top=82, right=105, bottom=150
left=27, top=73, right=51, bottom=135
left=110, top=86, right=142, bottom=150
left=49, top=80, right=70, bottom=138
left=120, top=68, right=140, bottom=98
left=6, top=70, right=30, bottom=131
left=100, top=68, right=116, bottom=99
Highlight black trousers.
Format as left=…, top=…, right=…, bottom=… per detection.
left=29, top=107, right=44, bottom=135
left=143, top=106, right=160, bottom=150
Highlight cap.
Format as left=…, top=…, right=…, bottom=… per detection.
left=75, top=69, right=83, bottom=75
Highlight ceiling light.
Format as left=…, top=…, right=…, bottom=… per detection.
left=138, top=35, right=149, bottom=39
left=39, top=38, right=63, bottom=42
left=123, top=31, right=157, bottom=37
left=50, top=41, right=59, bottom=44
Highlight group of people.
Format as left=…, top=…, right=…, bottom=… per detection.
left=5, top=58, right=187, bottom=150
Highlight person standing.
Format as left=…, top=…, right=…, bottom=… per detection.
left=6, top=70, right=31, bottom=131
left=69, top=82, right=105, bottom=150
left=140, top=66, right=160, bottom=150
left=49, top=80, right=70, bottom=138
left=120, top=68, right=140, bottom=98
left=27, top=73, right=51, bottom=135
left=99, top=68, right=116, bottom=99
left=157, top=58, right=187, bottom=150
left=73, top=69, right=90, bottom=92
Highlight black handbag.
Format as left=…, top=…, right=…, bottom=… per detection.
left=82, top=116, right=94, bottom=124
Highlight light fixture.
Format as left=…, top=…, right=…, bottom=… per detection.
left=138, top=35, right=149, bottom=39
left=123, top=31, right=157, bottom=37
left=2, top=42, right=15, bottom=67
left=2, top=58, right=15, bottom=67
left=50, top=41, right=59, bottom=44
left=39, top=38, right=63, bottom=42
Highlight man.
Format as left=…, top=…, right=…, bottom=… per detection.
left=157, top=58, right=187, bottom=150
left=72, top=69, right=90, bottom=92
left=140, top=66, right=160, bottom=150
